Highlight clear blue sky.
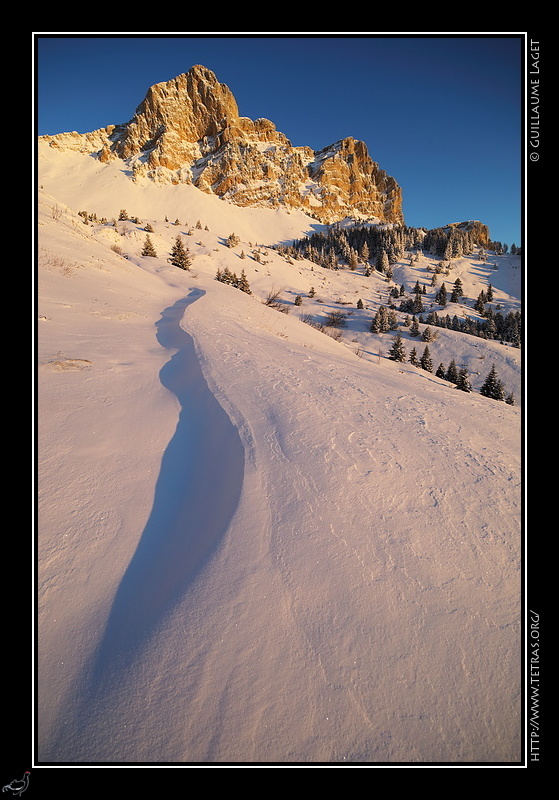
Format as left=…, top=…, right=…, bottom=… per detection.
left=35, top=34, right=524, bottom=248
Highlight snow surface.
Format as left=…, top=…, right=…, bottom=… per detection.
left=36, top=145, right=522, bottom=764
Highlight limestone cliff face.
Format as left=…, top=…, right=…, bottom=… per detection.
left=447, top=220, right=490, bottom=247
left=309, top=138, right=403, bottom=225
left=39, top=64, right=404, bottom=225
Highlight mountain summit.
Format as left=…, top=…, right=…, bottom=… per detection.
left=39, top=64, right=403, bottom=225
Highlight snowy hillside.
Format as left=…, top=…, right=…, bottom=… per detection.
left=36, top=148, right=522, bottom=764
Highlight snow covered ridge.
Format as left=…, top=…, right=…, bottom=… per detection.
left=37, top=141, right=522, bottom=763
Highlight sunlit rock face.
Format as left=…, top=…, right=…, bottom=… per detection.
left=39, top=64, right=404, bottom=225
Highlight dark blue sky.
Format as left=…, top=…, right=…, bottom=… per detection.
left=35, top=34, right=524, bottom=248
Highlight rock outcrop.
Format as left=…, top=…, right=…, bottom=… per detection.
left=39, top=64, right=404, bottom=225
left=446, top=220, right=490, bottom=247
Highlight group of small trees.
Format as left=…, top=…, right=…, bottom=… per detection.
left=290, top=223, right=423, bottom=270
left=422, top=225, right=478, bottom=259
left=226, top=232, right=241, bottom=248
left=370, top=305, right=398, bottom=333
left=474, top=284, right=494, bottom=313
left=215, top=266, right=251, bottom=294
left=135, top=223, right=251, bottom=286
left=480, top=364, right=515, bottom=403
left=389, top=335, right=469, bottom=392
left=388, top=337, right=459, bottom=385
left=289, top=220, right=494, bottom=273
left=399, top=291, right=426, bottom=315
left=140, top=234, right=193, bottom=270
left=386, top=333, right=515, bottom=402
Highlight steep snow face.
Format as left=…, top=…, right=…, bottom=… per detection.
left=36, top=152, right=522, bottom=763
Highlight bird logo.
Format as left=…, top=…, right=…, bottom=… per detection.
left=2, top=773, right=30, bottom=796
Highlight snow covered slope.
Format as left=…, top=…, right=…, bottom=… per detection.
left=36, top=149, right=522, bottom=764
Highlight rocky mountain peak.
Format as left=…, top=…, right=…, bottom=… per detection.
left=40, top=65, right=404, bottom=225
left=113, top=65, right=240, bottom=160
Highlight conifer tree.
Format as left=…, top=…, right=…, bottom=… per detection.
left=436, top=363, right=446, bottom=379
left=226, top=233, right=241, bottom=248
left=370, top=305, right=390, bottom=333
left=422, top=326, right=436, bottom=342
left=376, top=250, right=390, bottom=273
left=484, top=316, right=497, bottom=339
left=445, top=359, right=459, bottom=384
left=435, top=283, right=447, bottom=306
left=426, top=310, right=440, bottom=327
left=419, top=345, right=433, bottom=372
left=409, top=316, right=421, bottom=337
left=168, top=235, right=192, bottom=270
left=348, top=249, right=359, bottom=270
left=411, top=293, right=424, bottom=314
left=475, top=291, right=487, bottom=313
left=409, top=347, right=419, bottom=366
left=218, top=266, right=235, bottom=284
left=141, top=234, right=157, bottom=257
left=456, top=367, right=472, bottom=392
left=236, top=269, right=251, bottom=294
left=388, top=333, right=406, bottom=362
left=480, top=365, right=506, bottom=400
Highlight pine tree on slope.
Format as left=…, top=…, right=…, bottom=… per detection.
left=388, top=333, right=406, bottom=362
left=455, top=367, right=472, bottom=392
left=236, top=269, right=252, bottom=294
left=141, top=234, right=157, bottom=257
left=168, top=235, right=192, bottom=270
left=480, top=365, right=506, bottom=400
left=420, top=345, right=433, bottom=372
left=445, top=359, right=459, bottom=385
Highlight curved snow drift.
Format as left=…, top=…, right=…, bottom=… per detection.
left=90, top=289, right=245, bottom=683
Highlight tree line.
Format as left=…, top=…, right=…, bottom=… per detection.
left=386, top=333, right=515, bottom=404
left=284, top=221, right=497, bottom=271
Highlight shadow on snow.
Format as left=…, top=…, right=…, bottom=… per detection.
left=88, top=288, right=245, bottom=688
